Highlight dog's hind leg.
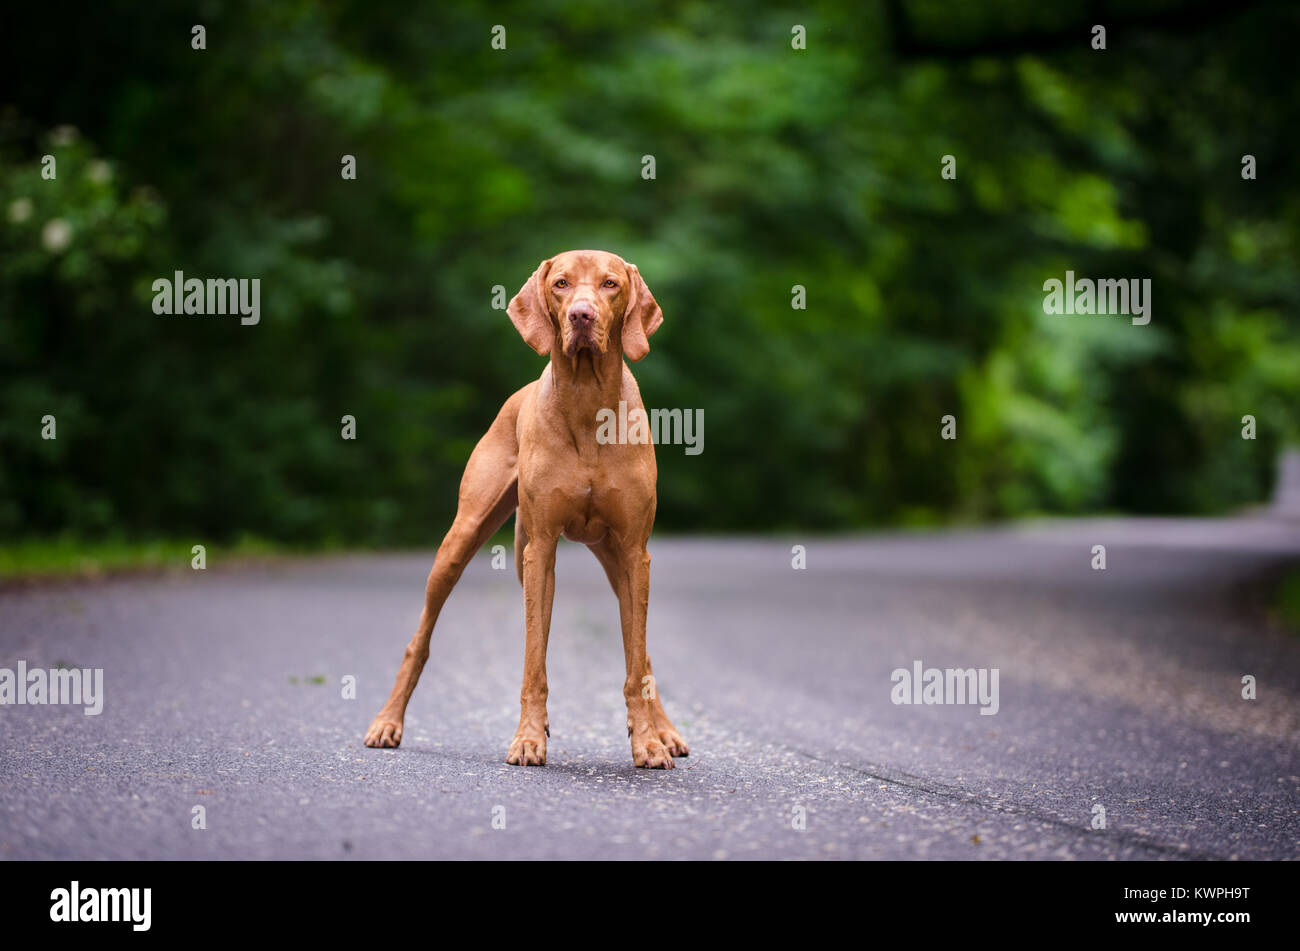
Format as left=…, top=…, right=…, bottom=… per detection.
left=364, top=387, right=529, bottom=748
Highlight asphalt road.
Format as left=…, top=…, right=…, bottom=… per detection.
left=2, top=515, right=1299, bottom=860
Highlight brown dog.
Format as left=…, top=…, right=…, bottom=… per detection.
left=364, top=250, right=689, bottom=768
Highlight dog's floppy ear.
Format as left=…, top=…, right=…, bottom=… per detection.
left=508, top=258, right=555, bottom=356
left=621, top=262, right=663, bottom=362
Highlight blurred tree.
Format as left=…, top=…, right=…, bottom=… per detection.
left=1, top=0, right=1296, bottom=544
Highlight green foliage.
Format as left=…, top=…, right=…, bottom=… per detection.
left=0, top=535, right=282, bottom=580
left=1, top=0, right=1297, bottom=545
left=1278, top=570, right=1300, bottom=633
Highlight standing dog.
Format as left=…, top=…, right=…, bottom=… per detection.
left=364, top=250, right=689, bottom=769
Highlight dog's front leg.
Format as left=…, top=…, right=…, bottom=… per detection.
left=644, top=654, right=689, bottom=758
left=506, top=532, right=557, bottom=765
left=615, top=547, right=675, bottom=769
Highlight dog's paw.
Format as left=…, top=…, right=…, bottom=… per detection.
left=657, top=726, right=690, bottom=758
left=506, top=732, right=547, bottom=766
left=364, top=715, right=403, bottom=748
left=632, top=738, right=676, bottom=769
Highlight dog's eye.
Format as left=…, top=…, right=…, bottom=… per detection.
left=603, top=280, right=618, bottom=288
left=554, top=279, right=568, bottom=289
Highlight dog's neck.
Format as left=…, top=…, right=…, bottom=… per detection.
left=544, top=341, right=625, bottom=432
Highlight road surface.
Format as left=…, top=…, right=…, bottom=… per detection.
left=2, top=516, right=1299, bottom=859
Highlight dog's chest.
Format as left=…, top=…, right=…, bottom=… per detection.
left=561, top=502, right=609, bottom=544
left=558, top=477, right=620, bottom=544
left=521, top=451, right=653, bottom=544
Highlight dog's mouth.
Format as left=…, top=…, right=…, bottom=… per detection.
left=565, top=339, right=610, bottom=380
left=564, top=335, right=602, bottom=358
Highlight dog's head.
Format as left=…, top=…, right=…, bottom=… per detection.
left=507, top=250, right=662, bottom=362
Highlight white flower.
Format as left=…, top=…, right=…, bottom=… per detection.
left=8, top=198, right=33, bottom=223
left=42, top=219, right=72, bottom=253
left=50, top=125, right=79, bottom=147
left=87, top=160, right=112, bottom=184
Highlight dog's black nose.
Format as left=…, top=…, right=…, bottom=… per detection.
left=568, top=306, right=594, bottom=326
